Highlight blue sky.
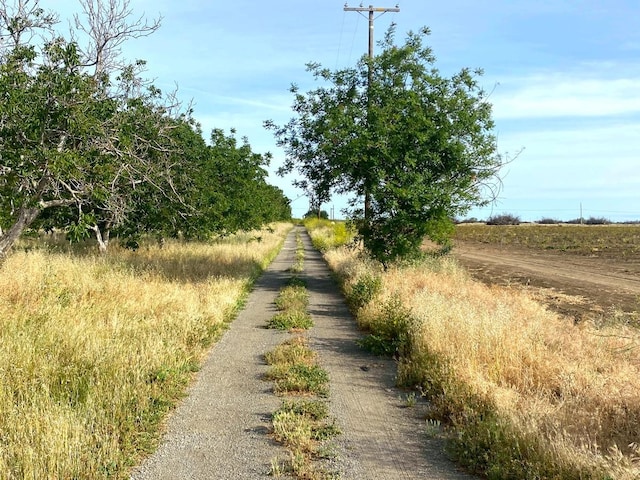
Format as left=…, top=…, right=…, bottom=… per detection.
left=44, top=0, right=640, bottom=221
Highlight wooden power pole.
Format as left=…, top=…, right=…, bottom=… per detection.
left=343, top=4, right=400, bottom=59
left=343, top=4, right=399, bottom=231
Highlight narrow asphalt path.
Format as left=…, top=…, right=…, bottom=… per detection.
left=130, top=232, right=296, bottom=479
left=130, top=226, right=477, bottom=479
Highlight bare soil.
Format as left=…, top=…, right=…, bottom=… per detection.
left=453, top=241, right=640, bottom=323
left=130, top=227, right=476, bottom=479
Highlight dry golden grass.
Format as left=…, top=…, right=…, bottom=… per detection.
left=0, top=223, right=291, bottom=479
left=324, top=246, right=640, bottom=478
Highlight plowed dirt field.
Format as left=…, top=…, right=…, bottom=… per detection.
left=453, top=240, right=640, bottom=323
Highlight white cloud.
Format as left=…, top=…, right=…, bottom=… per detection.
left=492, top=73, right=640, bottom=119
left=493, top=121, right=640, bottom=203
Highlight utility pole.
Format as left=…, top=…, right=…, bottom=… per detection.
left=344, top=4, right=400, bottom=59
left=343, top=3, right=399, bottom=232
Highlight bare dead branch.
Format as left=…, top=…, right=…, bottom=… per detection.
left=73, top=0, right=161, bottom=77
left=0, top=0, right=58, bottom=51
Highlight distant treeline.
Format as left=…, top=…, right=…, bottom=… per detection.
left=457, top=214, right=640, bottom=226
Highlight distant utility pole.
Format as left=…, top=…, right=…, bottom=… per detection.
left=343, top=3, right=399, bottom=227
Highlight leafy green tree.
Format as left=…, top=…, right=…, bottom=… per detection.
left=0, top=0, right=183, bottom=256
left=304, top=209, right=328, bottom=220
left=266, top=27, right=505, bottom=265
left=258, top=183, right=291, bottom=222
left=0, top=0, right=290, bottom=256
left=193, top=129, right=289, bottom=235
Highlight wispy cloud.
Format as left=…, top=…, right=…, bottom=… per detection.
left=493, top=121, right=640, bottom=204
left=492, top=72, right=640, bottom=119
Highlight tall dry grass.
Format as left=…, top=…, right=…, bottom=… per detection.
left=0, top=223, right=291, bottom=479
left=324, top=246, right=640, bottom=479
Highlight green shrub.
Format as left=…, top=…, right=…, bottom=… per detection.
left=348, top=273, right=382, bottom=312
left=584, top=216, right=611, bottom=225
left=304, top=218, right=356, bottom=250
left=357, top=295, right=413, bottom=357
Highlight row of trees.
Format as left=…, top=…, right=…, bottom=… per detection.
left=0, top=0, right=290, bottom=257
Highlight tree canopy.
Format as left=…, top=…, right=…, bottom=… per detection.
left=0, top=0, right=290, bottom=257
left=266, top=26, right=504, bottom=265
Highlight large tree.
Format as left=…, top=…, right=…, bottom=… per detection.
left=0, top=0, right=181, bottom=256
left=266, top=26, right=505, bottom=265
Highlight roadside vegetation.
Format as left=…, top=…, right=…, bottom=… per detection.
left=304, top=218, right=355, bottom=252
left=455, top=222, right=640, bottom=258
left=306, top=219, right=640, bottom=479
left=0, top=223, right=291, bottom=479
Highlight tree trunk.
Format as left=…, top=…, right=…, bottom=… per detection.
left=0, top=206, right=41, bottom=258
left=90, top=224, right=110, bottom=254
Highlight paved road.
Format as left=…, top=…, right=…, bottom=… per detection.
left=131, top=226, right=476, bottom=479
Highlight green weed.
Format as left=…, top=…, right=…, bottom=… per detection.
left=271, top=400, right=340, bottom=480
left=357, top=295, right=413, bottom=357
left=268, top=311, right=314, bottom=330
left=264, top=337, right=315, bottom=367
left=273, top=364, right=329, bottom=397
left=274, top=284, right=309, bottom=313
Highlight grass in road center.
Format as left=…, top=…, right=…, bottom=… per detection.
left=268, top=277, right=313, bottom=331
left=264, top=337, right=329, bottom=397
left=265, top=229, right=339, bottom=479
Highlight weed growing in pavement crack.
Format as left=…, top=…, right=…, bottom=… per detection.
left=404, top=391, right=418, bottom=407
left=288, top=232, right=305, bottom=273
left=269, top=238, right=313, bottom=331
left=268, top=310, right=314, bottom=331
left=264, top=338, right=328, bottom=397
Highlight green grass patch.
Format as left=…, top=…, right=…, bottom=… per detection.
left=270, top=401, right=340, bottom=479
left=274, top=283, right=309, bottom=312
left=268, top=311, right=314, bottom=331
left=270, top=274, right=312, bottom=331
left=264, top=337, right=315, bottom=367
left=273, top=400, right=339, bottom=447
left=272, top=364, right=329, bottom=397
left=264, top=338, right=329, bottom=397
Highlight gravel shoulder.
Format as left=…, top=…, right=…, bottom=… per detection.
left=130, top=226, right=476, bottom=479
